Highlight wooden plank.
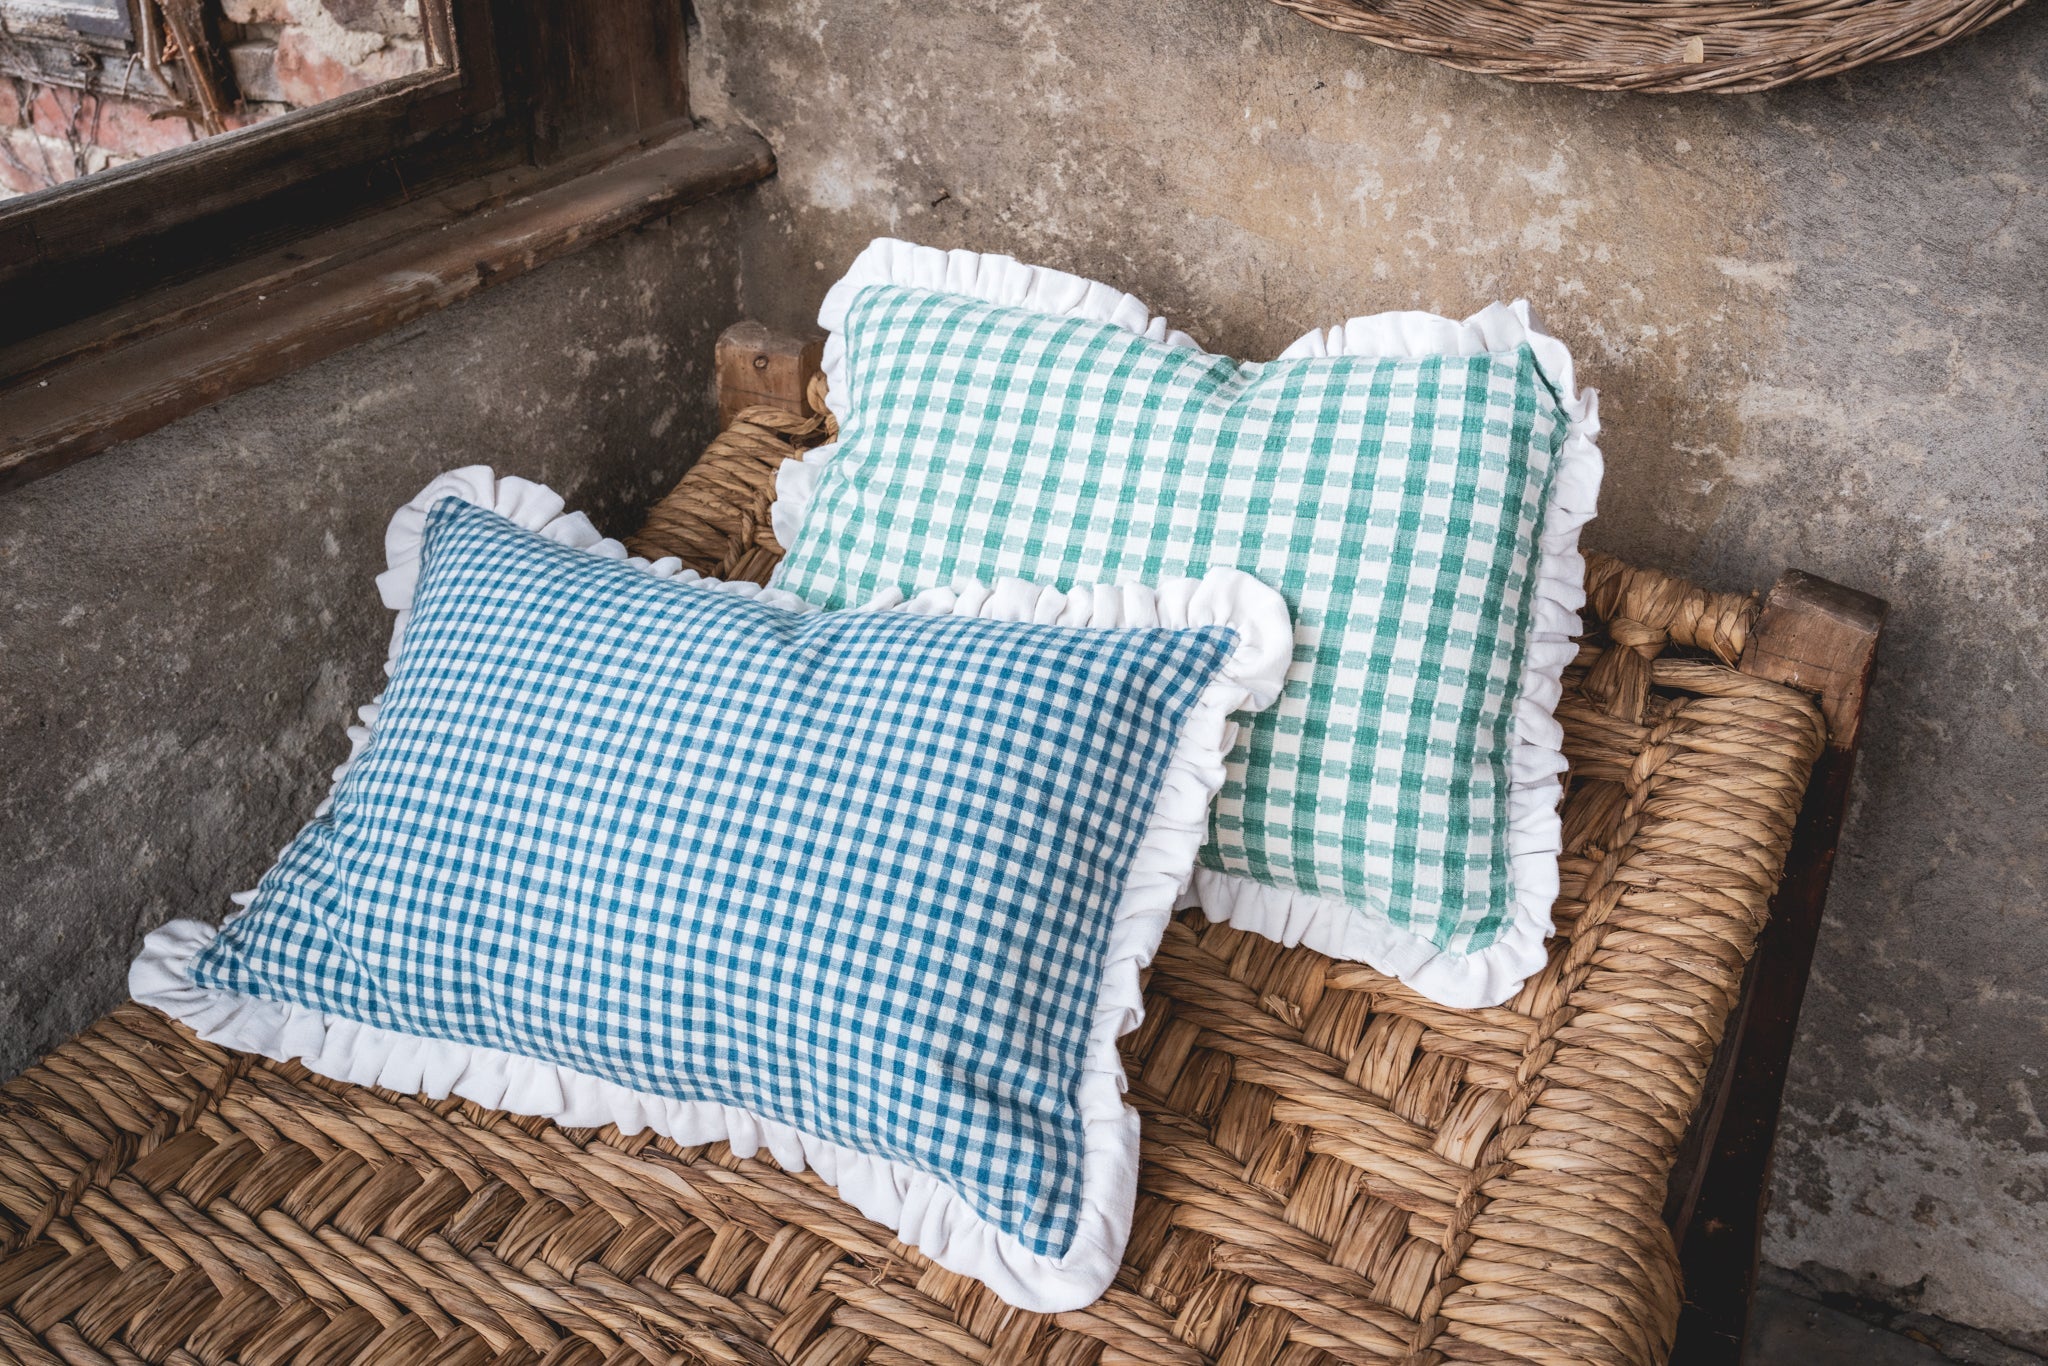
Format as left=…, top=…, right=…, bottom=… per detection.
left=1663, top=950, right=1757, bottom=1244
left=0, top=0, right=132, bottom=49
left=1670, top=569, right=1886, bottom=1366
left=714, top=322, right=825, bottom=427
left=0, top=40, right=175, bottom=101
left=0, top=124, right=774, bottom=493
left=1738, top=570, right=1886, bottom=748
left=0, top=126, right=677, bottom=384
left=523, top=1, right=690, bottom=159
left=157, top=0, right=240, bottom=131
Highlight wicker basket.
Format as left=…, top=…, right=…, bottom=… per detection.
left=1264, top=0, right=2031, bottom=94
left=0, top=399, right=1831, bottom=1366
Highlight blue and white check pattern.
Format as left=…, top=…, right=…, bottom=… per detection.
left=192, top=497, right=1236, bottom=1257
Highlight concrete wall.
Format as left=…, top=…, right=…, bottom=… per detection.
left=686, top=0, right=2048, bottom=1344
left=0, top=202, right=743, bottom=1077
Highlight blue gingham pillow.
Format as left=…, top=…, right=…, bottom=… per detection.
left=132, top=469, right=1290, bottom=1311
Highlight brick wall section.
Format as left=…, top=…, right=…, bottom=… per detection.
left=0, top=0, right=426, bottom=199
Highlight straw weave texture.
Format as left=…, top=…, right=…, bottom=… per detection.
left=1263, top=0, right=2030, bottom=94
left=0, top=401, right=1825, bottom=1366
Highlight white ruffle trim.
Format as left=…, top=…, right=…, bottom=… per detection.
left=1203, top=299, right=1599, bottom=1007
left=132, top=466, right=1292, bottom=1313
left=771, top=238, right=1203, bottom=548
left=771, top=239, right=1604, bottom=1008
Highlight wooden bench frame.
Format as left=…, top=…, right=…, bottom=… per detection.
left=714, top=322, right=1889, bottom=1365
left=1667, top=572, right=1883, bottom=1363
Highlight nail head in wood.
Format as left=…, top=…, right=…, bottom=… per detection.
left=1737, top=568, right=1887, bottom=750
left=715, top=321, right=824, bottom=428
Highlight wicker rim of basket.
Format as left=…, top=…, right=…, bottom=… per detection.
left=1267, top=0, right=2032, bottom=94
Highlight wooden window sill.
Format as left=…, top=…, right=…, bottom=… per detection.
left=0, top=123, right=773, bottom=494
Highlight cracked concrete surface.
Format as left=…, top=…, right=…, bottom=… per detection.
left=686, top=0, right=2048, bottom=1340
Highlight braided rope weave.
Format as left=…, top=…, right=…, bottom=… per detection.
left=625, top=378, right=835, bottom=587
left=0, top=407, right=1825, bottom=1366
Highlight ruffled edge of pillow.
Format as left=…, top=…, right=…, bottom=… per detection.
left=1198, top=300, right=1602, bottom=1008
left=767, top=238, right=1602, bottom=1008
left=131, top=466, right=1293, bottom=1314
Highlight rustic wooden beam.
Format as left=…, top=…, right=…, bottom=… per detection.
left=1737, top=570, right=1886, bottom=749
left=1665, top=952, right=1755, bottom=1242
left=1670, top=568, right=1886, bottom=1365
left=0, top=124, right=774, bottom=493
left=156, top=0, right=240, bottom=133
left=714, top=321, right=825, bottom=427
left=524, top=2, right=690, bottom=160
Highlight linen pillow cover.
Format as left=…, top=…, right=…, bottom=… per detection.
left=769, top=238, right=1604, bottom=1008
left=132, top=468, right=1290, bottom=1312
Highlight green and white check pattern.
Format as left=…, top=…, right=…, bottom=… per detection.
left=774, top=285, right=1571, bottom=952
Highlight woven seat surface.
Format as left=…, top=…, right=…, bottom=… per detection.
left=0, top=400, right=1826, bottom=1366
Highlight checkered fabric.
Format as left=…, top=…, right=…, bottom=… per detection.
left=191, top=497, right=1237, bottom=1258
left=774, top=285, right=1571, bottom=952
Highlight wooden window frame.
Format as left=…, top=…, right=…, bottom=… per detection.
left=0, top=1, right=764, bottom=494
left=1, top=0, right=137, bottom=63
left=3, top=0, right=221, bottom=127
left=1, top=0, right=512, bottom=344
left=0, top=0, right=138, bottom=77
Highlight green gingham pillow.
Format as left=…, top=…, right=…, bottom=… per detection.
left=769, top=239, right=1603, bottom=1008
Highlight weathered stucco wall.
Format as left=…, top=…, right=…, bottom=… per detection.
left=4, top=1, right=2042, bottom=1345
left=688, top=0, right=2048, bottom=1343
left=0, top=203, right=743, bottom=1078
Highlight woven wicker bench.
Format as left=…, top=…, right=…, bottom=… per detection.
left=0, top=327, right=1883, bottom=1366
